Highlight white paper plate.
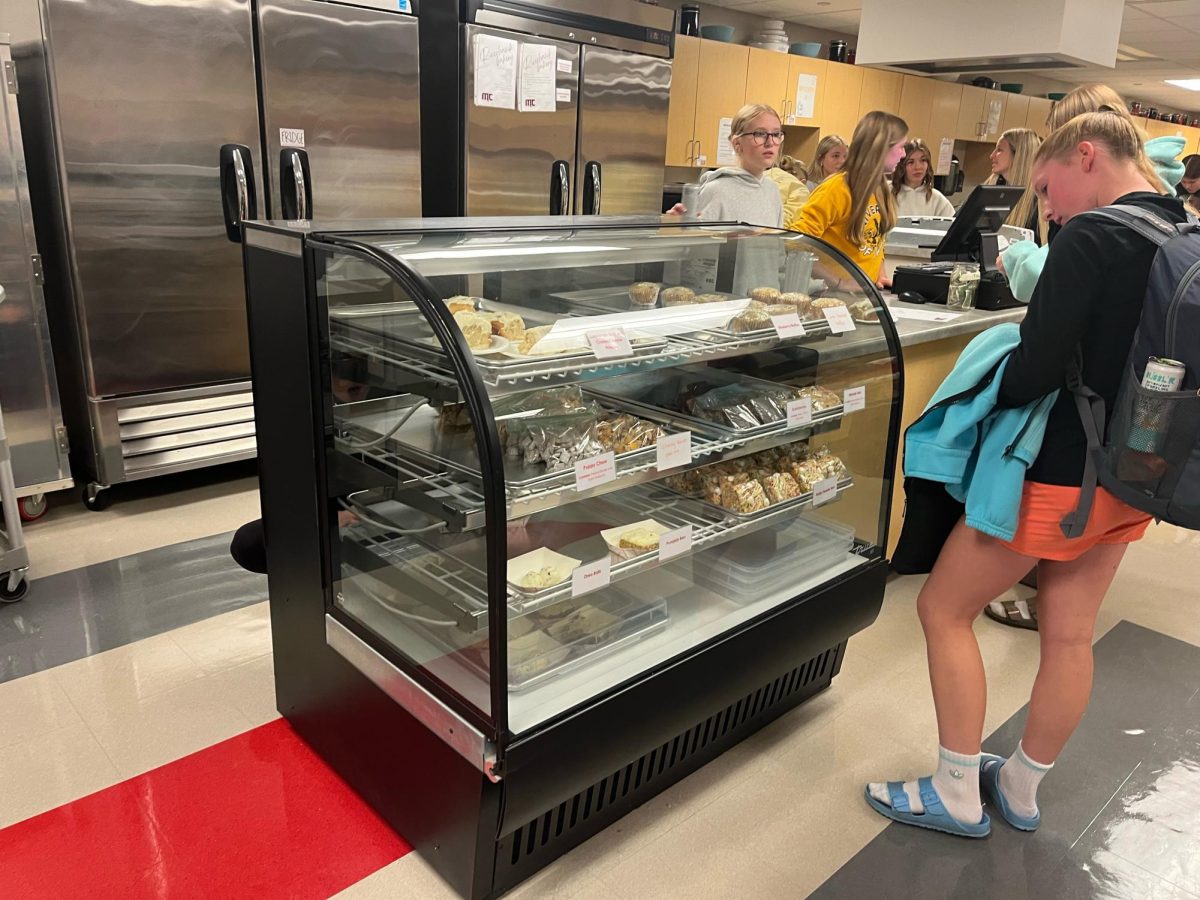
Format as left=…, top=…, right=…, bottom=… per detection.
left=507, top=547, right=581, bottom=593
left=600, top=519, right=670, bottom=560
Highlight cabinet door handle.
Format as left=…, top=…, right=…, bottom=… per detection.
left=219, top=143, right=257, bottom=243
left=686, top=138, right=697, bottom=165
left=279, top=148, right=312, bottom=221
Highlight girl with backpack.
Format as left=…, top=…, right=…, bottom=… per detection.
left=866, top=111, right=1189, bottom=838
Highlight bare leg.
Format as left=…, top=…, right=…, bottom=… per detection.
left=1020, top=542, right=1128, bottom=763
left=917, top=519, right=1039, bottom=754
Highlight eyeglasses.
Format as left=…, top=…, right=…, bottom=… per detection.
left=739, top=130, right=785, bottom=145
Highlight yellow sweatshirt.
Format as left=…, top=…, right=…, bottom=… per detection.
left=764, top=166, right=810, bottom=230
left=795, top=173, right=886, bottom=282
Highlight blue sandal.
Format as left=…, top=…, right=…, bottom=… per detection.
left=980, top=754, right=1041, bottom=831
left=864, top=776, right=991, bottom=838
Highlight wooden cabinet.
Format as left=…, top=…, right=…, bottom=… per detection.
left=897, top=75, right=933, bottom=142
left=744, top=47, right=790, bottom=111
left=956, top=85, right=995, bottom=141
left=1025, top=97, right=1055, bottom=138
left=999, top=93, right=1030, bottom=136
left=665, top=35, right=701, bottom=166
left=858, top=68, right=903, bottom=120
left=983, top=90, right=1008, bottom=142
left=785, top=56, right=827, bottom=126
left=928, top=81, right=962, bottom=151
left=821, top=62, right=864, bottom=140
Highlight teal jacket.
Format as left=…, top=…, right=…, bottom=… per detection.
left=1000, top=136, right=1186, bottom=302
left=904, top=324, right=1058, bottom=540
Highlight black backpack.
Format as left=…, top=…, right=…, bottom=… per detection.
left=1061, top=204, right=1200, bottom=536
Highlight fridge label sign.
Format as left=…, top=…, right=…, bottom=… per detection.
left=575, top=452, right=616, bottom=491
left=572, top=557, right=611, bottom=597
left=557, top=58, right=573, bottom=73
left=519, top=43, right=557, bottom=112
left=660, top=525, right=693, bottom=561
left=822, top=306, right=856, bottom=333
left=279, top=128, right=305, bottom=148
left=843, top=386, right=866, bottom=412
left=473, top=34, right=517, bottom=109
left=586, top=327, right=633, bottom=359
left=556, top=87, right=571, bottom=103
left=771, top=312, right=807, bottom=340
left=656, top=431, right=692, bottom=471
left=813, top=477, right=839, bottom=507
left=787, top=398, right=813, bottom=428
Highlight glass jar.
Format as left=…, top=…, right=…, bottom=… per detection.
left=680, top=4, right=700, bottom=36
left=946, top=262, right=980, bottom=310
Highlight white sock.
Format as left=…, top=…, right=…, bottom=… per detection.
left=997, top=742, right=1053, bottom=818
left=869, top=746, right=983, bottom=823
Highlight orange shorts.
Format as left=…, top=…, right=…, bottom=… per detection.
left=998, top=482, right=1152, bottom=561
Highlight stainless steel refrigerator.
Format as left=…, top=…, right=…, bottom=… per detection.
left=11, top=0, right=421, bottom=508
left=460, top=0, right=674, bottom=217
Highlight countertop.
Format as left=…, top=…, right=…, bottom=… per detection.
left=818, top=294, right=1027, bottom=363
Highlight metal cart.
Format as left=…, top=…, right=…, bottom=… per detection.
left=0, top=285, right=30, bottom=602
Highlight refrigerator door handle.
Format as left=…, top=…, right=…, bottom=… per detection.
left=219, top=143, right=258, bottom=243
left=279, top=148, right=313, bottom=221
left=549, top=160, right=570, bottom=215
left=583, top=160, right=602, bottom=215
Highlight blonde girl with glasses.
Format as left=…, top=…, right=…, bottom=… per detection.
left=796, top=110, right=908, bottom=286
left=694, top=103, right=785, bottom=228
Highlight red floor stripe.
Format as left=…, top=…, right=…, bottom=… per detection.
left=0, top=719, right=412, bottom=899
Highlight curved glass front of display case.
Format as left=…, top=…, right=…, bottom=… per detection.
left=309, top=220, right=902, bottom=737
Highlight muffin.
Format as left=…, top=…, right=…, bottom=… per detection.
left=490, top=312, right=526, bottom=341
left=811, top=297, right=847, bottom=311
left=779, top=292, right=812, bottom=317
left=453, top=310, right=493, bottom=350
left=764, top=304, right=796, bottom=317
left=696, top=293, right=727, bottom=304
left=750, top=287, right=781, bottom=304
left=628, top=282, right=661, bottom=307
left=729, top=309, right=772, bottom=333
left=660, top=286, right=696, bottom=307
left=445, top=295, right=477, bottom=314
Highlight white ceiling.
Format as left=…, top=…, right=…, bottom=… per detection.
left=704, top=0, right=1200, bottom=113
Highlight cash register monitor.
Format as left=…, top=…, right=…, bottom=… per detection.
left=931, top=184, right=1026, bottom=270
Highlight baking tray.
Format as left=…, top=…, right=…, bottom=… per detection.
left=548, top=286, right=740, bottom=315
left=330, top=299, right=560, bottom=354
left=589, top=366, right=841, bottom=439
left=657, top=476, right=854, bottom=522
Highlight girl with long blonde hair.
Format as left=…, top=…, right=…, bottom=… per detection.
left=807, top=134, right=848, bottom=191
left=796, top=111, right=908, bottom=285
left=986, top=128, right=1044, bottom=235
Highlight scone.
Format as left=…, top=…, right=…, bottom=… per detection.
left=750, top=287, right=781, bottom=304
left=518, top=325, right=553, bottom=354
left=628, top=282, right=660, bottom=307
left=454, top=310, right=493, bottom=350
left=445, top=295, right=477, bottom=314
left=618, top=526, right=661, bottom=552
left=661, top=286, right=696, bottom=306
left=490, top=311, right=526, bottom=340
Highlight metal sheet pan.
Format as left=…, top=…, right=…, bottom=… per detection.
left=657, top=476, right=854, bottom=522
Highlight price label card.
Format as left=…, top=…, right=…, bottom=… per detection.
left=572, top=556, right=611, bottom=597
left=656, top=431, right=692, bottom=471
left=843, top=386, right=866, bottom=412
left=787, top=397, right=813, bottom=428
left=771, top=312, right=807, bottom=340
left=574, top=452, right=616, bottom=491
left=659, top=525, right=693, bottom=561
left=823, top=306, right=857, bottom=334
left=812, top=476, right=839, bottom=507
left=586, top=327, right=633, bottom=359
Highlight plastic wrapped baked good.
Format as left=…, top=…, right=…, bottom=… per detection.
left=518, top=324, right=554, bottom=354
left=695, top=293, right=728, bottom=304
left=544, top=604, right=622, bottom=646
left=504, top=410, right=604, bottom=471
left=728, top=309, right=773, bottom=333
left=437, top=402, right=474, bottom=434
left=595, top=413, right=663, bottom=454
left=720, top=478, right=769, bottom=514
left=779, top=292, right=812, bottom=317
left=811, top=297, right=847, bottom=311
left=796, top=385, right=842, bottom=412
left=445, top=295, right=478, bottom=314
left=508, top=630, right=570, bottom=679
left=764, top=304, right=797, bottom=317
left=490, top=311, right=526, bottom=340
left=809, top=445, right=849, bottom=480
left=687, top=385, right=763, bottom=430
left=454, top=310, right=493, bottom=350
left=628, top=282, right=661, bottom=308
left=661, top=286, right=696, bottom=306
left=761, top=472, right=802, bottom=503
left=750, top=287, right=781, bottom=304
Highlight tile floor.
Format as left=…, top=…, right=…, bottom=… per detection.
left=2, top=468, right=1199, bottom=898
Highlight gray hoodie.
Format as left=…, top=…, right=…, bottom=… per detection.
left=695, top=167, right=784, bottom=228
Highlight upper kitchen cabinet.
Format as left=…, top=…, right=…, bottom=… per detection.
left=956, top=85, right=1006, bottom=142
left=928, top=81, right=962, bottom=151
left=665, top=35, right=701, bottom=166
left=999, top=93, right=1030, bottom=136
left=1025, top=97, right=1055, bottom=138
left=898, top=75, right=934, bottom=143
left=786, top=56, right=828, bottom=126
left=821, top=63, right=864, bottom=140
left=857, top=69, right=902, bottom=121
left=744, top=46, right=791, bottom=111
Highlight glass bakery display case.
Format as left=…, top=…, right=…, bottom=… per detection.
left=242, top=215, right=902, bottom=899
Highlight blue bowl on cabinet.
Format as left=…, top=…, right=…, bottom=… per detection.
left=790, top=42, right=822, bottom=57
left=700, top=25, right=735, bottom=42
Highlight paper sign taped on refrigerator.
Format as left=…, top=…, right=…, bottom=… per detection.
left=519, top=43, right=557, bottom=112
left=473, top=33, right=518, bottom=109
left=279, top=128, right=305, bottom=148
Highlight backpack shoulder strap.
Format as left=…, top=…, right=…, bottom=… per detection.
left=1081, top=204, right=1177, bottom=247
left=1059, top=347, right=1106, bottom=539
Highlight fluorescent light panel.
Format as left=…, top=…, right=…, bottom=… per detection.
left=1165, top=78, right=1200, bottom=90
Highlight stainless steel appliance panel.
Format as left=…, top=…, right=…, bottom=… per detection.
left=258, top=0, right=421, bottom=221
left=42, top=0, right=262, bottom=397
left=0, top=39, right=71, bottom=495
left=463, top=25, right=580, bottom=217
left=575, top=47, right=672, bottom=216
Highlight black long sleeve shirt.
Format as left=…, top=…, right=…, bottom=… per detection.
left=997, top=192, right=1187, bottom=486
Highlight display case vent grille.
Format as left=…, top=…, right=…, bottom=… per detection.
left=504, top=642, right=844, bottom=871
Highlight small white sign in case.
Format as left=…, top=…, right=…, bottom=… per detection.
left=659, top=525, right=693, bottom=561
left=771, top=312, right=807, bottom=340
left=812, top=476, right=839, bottom=507
left=822, top=306, right=856, bottom=333
left=787, top=397, right=813, bottom=428
left=843, top=386, right=866, bottom=413
left=572, top=556, right=611, bottom=597
left=279, top=128, right=305, bottom=148
left=656, top=431, right=692, bottom=471
left=574, top=452, right=616, bottom=491
left=586, top=327, right=633, bottom=359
